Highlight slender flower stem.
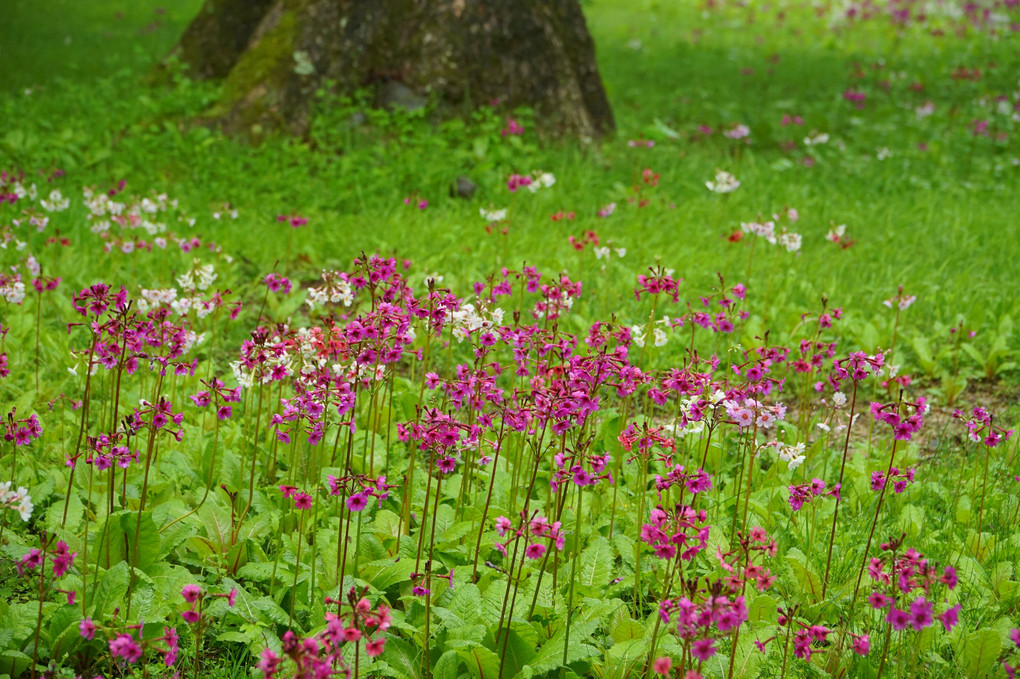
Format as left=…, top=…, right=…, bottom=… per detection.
left=822, top=380, right=858, bottom=597
left=561, top=485, right=583, bottom=670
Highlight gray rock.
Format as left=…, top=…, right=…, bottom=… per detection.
left=378, top=81, right=426, bottom=112
left=452, top=175, right=477, bottom=199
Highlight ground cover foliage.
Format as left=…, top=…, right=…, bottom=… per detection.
left=1, top=1, right=1020, bottom=678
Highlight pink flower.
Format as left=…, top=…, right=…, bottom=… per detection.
left=346, top=492, right=369, bottom=511
left=181, top=584, right=202, bottom=603
left=691, top=638, right=717, bottom=661
left=79, top=617, right=96, bottom=640
left=868, top=591, right=893, bottom=609
left=494, top=516, right=512, bottom=536
left=293, top=492, right=313, bottom=510
left=181, top=608, right=200, bottom=624
left=227, top=588, right=238, bottom=607
left=886, top=608, right=910, bottom=631
left=109, top=633, right=143, bottom=663
left=939, top=604, right=961, bottom=631
left=852, top=634, right=870, bottom=656
left=653, top=656, right=673, bottom=675
left=258, top=648, right=281, bottom=678
left=365, top=637, right=386, bottom=657
left=909, top=597, right=933, bottom=630
left=525, top=543, right=547, bottom=560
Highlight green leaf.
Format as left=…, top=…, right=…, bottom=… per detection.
left=433, top=650, right=463, bottom=679
left=252, top=597, right=292, bottom=628
left=0, top=650, right=33, bottom=678
left=453, top=644, right=500, bottom=679
left=381, top=637, right=423, bottom=679
left=121, top=511, right=162, bottom=572
left=960, top=627, right=1000, bottom=679
left=45, top=604, right=83, bottom=658
left=577, top=536, right=613, bottom=595
left=444, top=583, right=485, bottom=626
left=785, top=548, right=822, bottom=603
left=365, top=558, right=416, bottom=591
left=90, top=561, right=131, bottom=619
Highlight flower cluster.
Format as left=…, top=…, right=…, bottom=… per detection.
left=4, top=409, right=43, bottom=447
left=867, top=538, right=959, bottom=634
left=706, top=169, right=740, bottom=193
left=787, top=478, right=840, bottom=511
left=641, top=504, right=711, bottom=561
left=953, top=406, right=1014, bottom=447
left=870, top=466, right=916, bottom=493
left=258, top=588, right=391, bottom=678
left=0, top=481, right=33, bottom=521
left=870, top=397, right=927, bottom=441
left=493, top=512, right=565, bottom=560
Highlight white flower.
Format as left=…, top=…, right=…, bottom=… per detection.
left=916, top=102, right=935, bottom=118
left=653, top=328, right=667, bottom=347
left=778, top=443, right=806, bottom=470
left=724, top=124, right=750, bottom=139
left=614, top=247, right=627, bottom=258
left=741, top=221, right=776, bottom=244
left=480, top=207, right=507, bottom=222
left=833, top=391, right=847, bottom=407
left=706, top=170, right=740, bottom=194
left=803, top=132, right=829, bottom=146
left=41, top=189, right=69, bottom=212
left=777, top=231, right=802, bottom=253
left=876, top=147, right=892, bottom=161
left=630, top=325, right=646, bottom=347
left=593, top=246, right=610, bottom=260
left=526, top=171, right=556, bottom=193
left=826, top=224, right=846, bottom=242
left=17, top=494, right=34, bottom=521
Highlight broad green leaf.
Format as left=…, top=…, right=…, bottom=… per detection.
left=453, top=643, right=500, bottom=679
left=960, top=627, right=1000, bottom=679
left=381, top=637, right=423, bottom=679
left=433, top=650, right=463, bottom=679
left=90, top=561, right=130, bottom=619
left=577, top=536, right=613, bottom=595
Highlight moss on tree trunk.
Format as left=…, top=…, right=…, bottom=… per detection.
left=169, top=0, right=614, bottom=139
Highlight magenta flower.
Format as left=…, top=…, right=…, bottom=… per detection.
left=181, top=584, right=202, bottom=603
left=939, top=604, right=961, bottom=631
left=886, top=608, right=910, bottom=631
left=525, top=543, right=547, bottom=560
left=79, top=617, right=96, bottom=640
left=908, top=597, right=933, bottom=630
left=109, top=633, right=143, bottom=663
left=691, top=638, right=717, bottom=661
left=346, top=492, right=369, bottom=511
left=868, top=591, right=893, bottom=609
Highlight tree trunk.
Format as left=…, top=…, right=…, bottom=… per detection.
left=169, top=0, right=615, bottom=139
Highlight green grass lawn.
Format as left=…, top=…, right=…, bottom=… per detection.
left=2, top=1, right=1017, bottom=344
